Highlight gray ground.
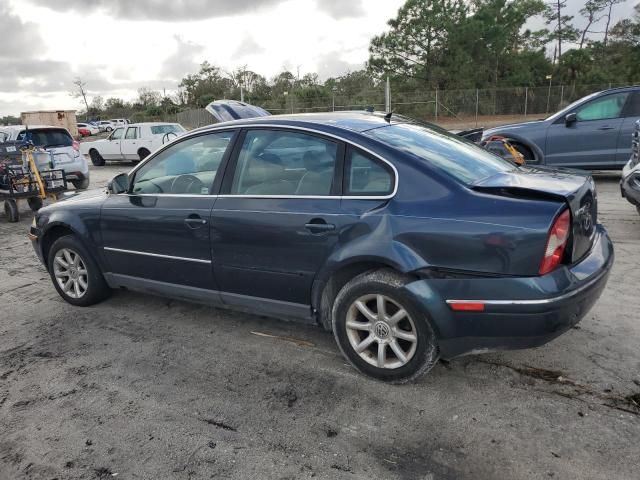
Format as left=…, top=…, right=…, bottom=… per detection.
left=0, top=163, right=638, bottom=480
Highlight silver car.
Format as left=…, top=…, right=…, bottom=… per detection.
left=0, top=125, right=90, bottom=189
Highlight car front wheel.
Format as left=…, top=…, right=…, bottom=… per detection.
left=47, top=235, right=111, bottom=306
left=332, top=269, right=439, bottom=383
left=89, top=149, right=105, bottom=166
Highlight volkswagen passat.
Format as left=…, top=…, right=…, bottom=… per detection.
left=29, top=112, right=613, bottom=382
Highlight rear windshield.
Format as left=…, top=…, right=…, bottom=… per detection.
left=209, top=103, right=270, bottom=122
left=364, top=123, right=515, bottom=184
left=150, top=124, right=185, bottom=135
left=17, top=128, right=73, bottom=148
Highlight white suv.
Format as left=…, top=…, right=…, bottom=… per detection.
left=0, top=125, right=90, bottom=189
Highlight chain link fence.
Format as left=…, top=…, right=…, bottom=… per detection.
left=174, top=82, right=639, bottom=130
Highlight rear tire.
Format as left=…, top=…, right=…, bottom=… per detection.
left=636, top=206, right=640, bottom=216
left=47, top=235, right=111, bottom=307
left=72, top=178, right=90, bottom=190
left=331, top=269, right=439, bottom=383
left=89, top=149, right=105, bottom=166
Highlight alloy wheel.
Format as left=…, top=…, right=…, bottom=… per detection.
left=345, top=294, right=418, bottom=369
left=53, top=248, right=89, bottom=299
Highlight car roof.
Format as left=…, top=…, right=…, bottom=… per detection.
left=128, top=122, right=181, bottom=127
left=192, top=111, right=409, bottom=135
left=0, top=125, right=68, bottom=131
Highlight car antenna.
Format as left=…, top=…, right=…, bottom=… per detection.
left=384, top=111, right=393, bottom=123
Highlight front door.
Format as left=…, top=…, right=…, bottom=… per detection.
left=100, top=130, right=236, bottom=299
left=102, top=127, right=125, bottom=160
left=545, top=91, right=631, bottom=168
left=210, top=128, right=345, bottom=318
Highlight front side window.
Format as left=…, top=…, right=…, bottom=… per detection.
left=365, top=123, right=514, bottom=185
left=125, top=127, right=137, bottom=140
left=230, top=130, right=338, bottom=196
left=345, top=147, right=394, bottom=196
left=131, top=131, right=234, bottom=195
left=576, top=93, right=629, bottom=121
left=111, top=128, right=124, bottom=140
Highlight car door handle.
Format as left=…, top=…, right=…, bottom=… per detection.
left=598, top=126, right=616, bottom=130
left=184, top=217, right=207, bottom=229
left=305, top=219, right=335, bottom=234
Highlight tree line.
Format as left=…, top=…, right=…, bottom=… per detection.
left=68, top=0, right=640, bottom=122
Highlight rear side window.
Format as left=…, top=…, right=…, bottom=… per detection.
left=17, top=128, right=72, bottom=148
left=150, top=125, right=184, bottom=135
left=230, top=129, right=338, bottom=196
left=364, top=123, right=514, bottom=185
left=125, top=127, right=137, bottom=139
left=345, top=147, right=394, bottom=196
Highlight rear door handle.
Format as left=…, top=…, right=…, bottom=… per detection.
left=305, top=219, right=335, bottom=234
left=598, top=126, right=616, bottom=130
left=184, top=216, right=207, bottom=229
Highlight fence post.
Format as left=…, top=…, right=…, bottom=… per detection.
left=435, top=88, right=438, bottom=122
left=475, top=89, right=479, bottom=127
left=385, top=76, right=391, bottom=112
left=560, top=85, right=564, bottom=109
left=524, top=87, right=528, bottom=117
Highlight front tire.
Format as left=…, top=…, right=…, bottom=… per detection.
left=332, top=269, right=439, bottom=383
left=47, top=235, right=111, bottom=307
left=510, top=142, right=535, bottom=164
left=89, top=149, right=105, bottom=166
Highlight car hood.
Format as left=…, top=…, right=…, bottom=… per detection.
left=483, top=119, right=546, bottom=137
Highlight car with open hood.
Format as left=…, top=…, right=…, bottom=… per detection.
left=482, top=86, right=640, bottom=170
left=29, top=109, right=613, bottom=383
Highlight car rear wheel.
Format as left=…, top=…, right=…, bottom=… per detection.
left=89, top=149, right=105, bottom=166
left=72, top=178, right=90, bottom=190
left=332, top=269, right=439, bottom=383
left=47, top=235, right=111, bottom=307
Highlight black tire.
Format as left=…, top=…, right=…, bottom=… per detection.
left=89, top=149, right=105, bottom=166
left=106, top=127, right=113, bottom=132
left=4, top=199, right=19, bottom=222
left=331, top=269, right=439, bottom=383
left=27, top=197, right=43, bottom=212
left=47, top=235, right=111, bottom=307
left=510, top=142, right=536, bottom=163
left=636, top=206, right=640, bottom=216
left=72, top=178, right=90, bottom=190
left=138, top=148, right=151, bottom=161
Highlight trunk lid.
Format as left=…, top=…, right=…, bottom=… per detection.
left=473, top=165, right=597, bottom=263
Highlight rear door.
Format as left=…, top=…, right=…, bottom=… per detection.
left=100, top=130, right=236, bottom=297
left=210, top=127, right=345, bottom=318
left=121, top=126, right=139, bottom=160
left=545, top=91, right=630, bottom=168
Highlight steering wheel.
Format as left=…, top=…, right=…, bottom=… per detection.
left=170, top=174, right=205, bottom=194
left=162, top=132, right=178, bottom=144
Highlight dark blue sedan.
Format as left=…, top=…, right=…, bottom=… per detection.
left=29, top=112, right=614, bottom=382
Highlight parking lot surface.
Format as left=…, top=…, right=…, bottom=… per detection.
left=0, top=164, right=639, bottom=480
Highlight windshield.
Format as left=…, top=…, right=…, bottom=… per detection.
left=17, top=128, right=73, bottom=148
left=150, top=124, right=185, bottom=135
left=364, top=123, right=515, bottom=184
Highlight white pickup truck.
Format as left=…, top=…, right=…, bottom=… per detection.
left=81, top=122, right=186, bottom=166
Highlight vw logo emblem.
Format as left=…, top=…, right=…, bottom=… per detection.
left=374, top=322, right=390, bottom=339
left=579, top=202, right=593, bottom=233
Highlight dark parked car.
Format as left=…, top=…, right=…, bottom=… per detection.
left=483, top=86, right=640, bottom=169
left=29, top=112, right=613, bottom=382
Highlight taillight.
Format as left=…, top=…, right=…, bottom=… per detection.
left=539, top=209, right=571, bottom=275
left=72, top=140, right=80, bottom=152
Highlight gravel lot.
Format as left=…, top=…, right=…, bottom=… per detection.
left=0, top=162, right=639, bottom=480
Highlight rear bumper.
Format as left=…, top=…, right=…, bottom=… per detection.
left=403, top=225, right=614, bottom=358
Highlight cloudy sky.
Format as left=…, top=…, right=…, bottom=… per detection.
left=0, top=0, right=637, bottom=117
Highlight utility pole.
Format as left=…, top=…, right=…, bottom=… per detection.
left=385, top=76, right=391, bottom=112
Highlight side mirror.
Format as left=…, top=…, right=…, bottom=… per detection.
left=108, top=173, right=129, bottom=194
left=565, top=113, right=577, bottom=126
